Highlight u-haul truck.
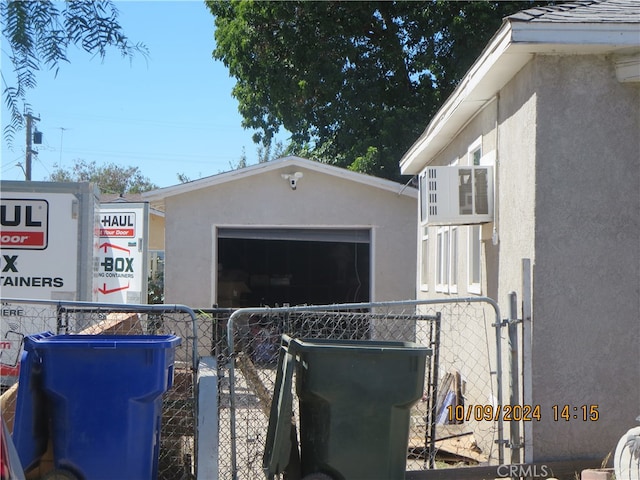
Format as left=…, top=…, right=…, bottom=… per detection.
left=0, top=181, right=99, bottom=385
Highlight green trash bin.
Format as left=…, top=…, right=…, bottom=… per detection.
left=264, top=334, right=430, bottom=480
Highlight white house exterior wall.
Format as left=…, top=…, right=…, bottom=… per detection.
left=416, top=95, right=501, bottom=300
left=495, top=60, right=538, bottom=304
left=162, top=164, right=417, bottom=307
left=414, top=91, right=506, bottom=458
left=412, top=51, right=639, bottom=462
left=530, top=54, right=640, bottom=460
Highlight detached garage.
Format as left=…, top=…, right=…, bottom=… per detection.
left=143, top=156, right=417, bottom=308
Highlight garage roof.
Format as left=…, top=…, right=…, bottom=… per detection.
left=142, top=156, right=417, bottom=211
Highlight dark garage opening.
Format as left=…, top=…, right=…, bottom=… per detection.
left=216, top=229, right=370, bottom=308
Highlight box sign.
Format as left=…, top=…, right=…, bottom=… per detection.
left=0, top=199, right=49, bottom=249
left=95, top=204, right=148, bottom=304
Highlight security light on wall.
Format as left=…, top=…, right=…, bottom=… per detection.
left=282, top=172, right=303, bottom=190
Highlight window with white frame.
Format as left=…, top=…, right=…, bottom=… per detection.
left=420, top=226, right=429, bottom=291
left=467, top=137, right=483, bottom=294
left=432, top=156, right=460, bottom=294
left=468, top=225, right=481, bottom=294
left=435, top=226, right=457, bottom=293
left=435, top=227, right=448, bottom=292
left=469, top=138, right=482, bottom=166
left=450, top=227, right=458, bottom=294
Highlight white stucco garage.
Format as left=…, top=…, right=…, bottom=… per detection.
left=143, top=156, right=418, bottom=308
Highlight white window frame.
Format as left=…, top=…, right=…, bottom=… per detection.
left=433, top=157, right=460, bottom=294
left=449, top=226, right=458, bottom=294
left=418, top=170, right=430, bottom=291
left=467, top=225, right=482, bottom=294
left=435, top=227, right=448, bottom=292
left=468, top=137, right=482, bottom=166
left=435, top=226, right=457, bottom=294
left=466, top=137, right=484, bottom=295
left=419, top=226, right=429, bottom=291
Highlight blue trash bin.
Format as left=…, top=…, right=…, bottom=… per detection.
left=13, top=332, right=181, bottom=480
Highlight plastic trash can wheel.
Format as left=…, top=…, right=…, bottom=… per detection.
left=302, top=474, right=334, bottom=480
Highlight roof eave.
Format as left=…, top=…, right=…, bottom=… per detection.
left=400, top=21, right=516, bottom=174
left=400, top=19, right=640, bottom=175
left=143, top=156, right=417, bottom=210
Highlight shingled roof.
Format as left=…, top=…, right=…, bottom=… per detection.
left=508, top=0, right=640, bottom=24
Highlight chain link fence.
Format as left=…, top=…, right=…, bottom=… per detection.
left=1, top=297, right=505, bottom=480
left=218, top=298, right=504, bottom=480
left=0, top=299, right=199, bottom=480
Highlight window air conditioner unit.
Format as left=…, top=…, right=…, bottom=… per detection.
left=424, top=165, right=494, bottom=225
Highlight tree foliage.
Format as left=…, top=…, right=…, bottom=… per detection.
left=207, top=1, right=548, bottom=180
left=48, top=159, right=157, bottom=194
left=1, top=0, right=147, bottom=146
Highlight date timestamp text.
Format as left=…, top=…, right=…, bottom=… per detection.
left=446, top=404, right=599, bottom=422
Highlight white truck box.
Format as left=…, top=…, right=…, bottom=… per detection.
left=0, top=181, right=99, bottom=383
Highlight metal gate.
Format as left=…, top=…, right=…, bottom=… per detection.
left=1, top=297, right=515, bottom=479
left=219, top=297, right=506, bottom=480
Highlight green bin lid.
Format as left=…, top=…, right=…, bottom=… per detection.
left=263, top=341, right=297, bottom=478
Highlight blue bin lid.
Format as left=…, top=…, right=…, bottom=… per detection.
left=25, top=332, right=181, bottom=350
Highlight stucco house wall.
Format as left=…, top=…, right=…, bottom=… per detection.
left=415, top=98, right=503, bottom=301
left=530, top=53, right=640, bottom=460
left=400, top=0, right=639, bottom=464
left=495, top=62, right=538, bottom=302
left=148, top=212, right=165, bottom=251
left=145, top=157, right=417, bottom=308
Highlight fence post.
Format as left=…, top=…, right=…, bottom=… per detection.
left=521, top=258, right=533, bottom=463
left=508, top=291, right=522, bottom=465
left=492, top=309, right=504, bottom=465
left=227, top=310, right=239, bottom=480
left=426, top=311, right=441, bottom=469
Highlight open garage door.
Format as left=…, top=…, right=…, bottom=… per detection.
left=216, top=228, right=370, bottom=308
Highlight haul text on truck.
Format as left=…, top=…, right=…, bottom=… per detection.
left=0, top=200, right=65, bottom=289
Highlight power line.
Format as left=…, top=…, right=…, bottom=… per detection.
left=1, top=153, right=25, bottom=171
left=58, top=127, right=69, bottom=164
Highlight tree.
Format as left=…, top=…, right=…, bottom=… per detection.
left=207, top=1, right=548, bottom=180
left=1, top=1, right=147, bottom=145
left=48, top=159, right=157, bottom=194
left=257, top=139, right=286, bottom=164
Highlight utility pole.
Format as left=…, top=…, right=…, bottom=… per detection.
left=25, top=113, right=40, bottom=181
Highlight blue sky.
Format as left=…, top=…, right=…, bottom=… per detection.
left=1, top=1, right=289, bottom=188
